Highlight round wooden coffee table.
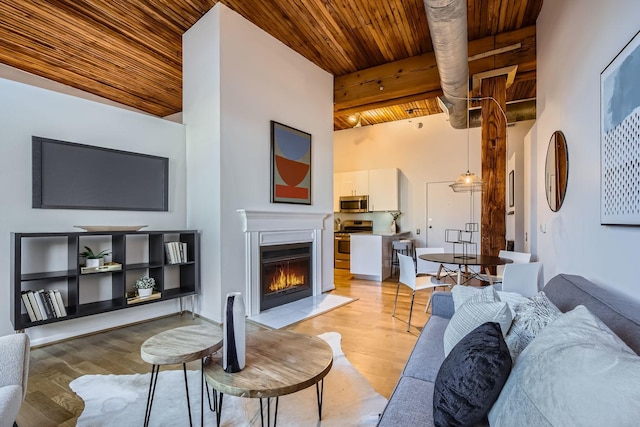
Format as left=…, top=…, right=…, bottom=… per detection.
left=141, top=324, right=223, bottom=427
left=203, top=330, right=333, bottom=427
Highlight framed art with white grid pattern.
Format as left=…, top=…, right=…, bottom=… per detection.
left=601, top=30, right=640, bottom=225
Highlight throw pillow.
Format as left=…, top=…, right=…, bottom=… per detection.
left=504, top=291, right=562, bottom=360
left=433, top=322, right=512, bottom=427
left=451, top=285, right=529, bottom=318
left=489, top=305, right=640, bottom=427
left=443, top=299, right=512, bottom=356
left=451, top=284, right=499, bottom=311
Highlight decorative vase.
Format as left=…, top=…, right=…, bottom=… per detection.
left=86, top=258, right=101, bottom=268
left=390, top=219, right=397, bottom=233
left=223, top=292, right=246, bottom=373
left=138, top=288, right=153, bottom=297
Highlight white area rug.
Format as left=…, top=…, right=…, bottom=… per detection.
left=247, top=294, right=356, bottom=329
left=70, top=332, right=386, bottom=426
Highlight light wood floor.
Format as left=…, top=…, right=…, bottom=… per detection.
left=18, top=269, right=437, bottom=426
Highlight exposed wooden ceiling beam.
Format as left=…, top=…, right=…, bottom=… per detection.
left=335, top=89, right=444, bottom=117
left=334, top=25, right=536, bottom=115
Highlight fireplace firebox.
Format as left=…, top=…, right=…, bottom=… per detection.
left=260, top=242, right=312, bottom=311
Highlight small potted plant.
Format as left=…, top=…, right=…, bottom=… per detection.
left=79, top=246, right=111, bottom=268
left=135, top=276, right=156, bottom=297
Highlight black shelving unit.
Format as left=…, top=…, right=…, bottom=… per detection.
left=10, top=230, right=200, bottom=331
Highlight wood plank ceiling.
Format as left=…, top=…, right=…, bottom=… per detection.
left=0, top=0, right=542, bottom=130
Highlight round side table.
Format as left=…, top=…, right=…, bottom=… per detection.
left=141, top=324, right=223, bottom=427
left=203, top=330, right=333, bottom=427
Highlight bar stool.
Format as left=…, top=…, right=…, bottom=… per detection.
left=391, top=239, right=413, bottom=277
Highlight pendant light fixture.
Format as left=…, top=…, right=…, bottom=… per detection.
left=450, top=97, right=483, bottom=193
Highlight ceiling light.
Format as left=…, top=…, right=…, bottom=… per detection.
left=450, top=171, right=483, bottom=192
left=450, top=97, right=483, bottom=193
left=348, top=113, right=362, bottom=128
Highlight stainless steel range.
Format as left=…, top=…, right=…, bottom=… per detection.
left=334, top=220, right=373, bottom=269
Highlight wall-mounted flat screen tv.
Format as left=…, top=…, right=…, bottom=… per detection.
left=33, top=136, right=169, bottom=211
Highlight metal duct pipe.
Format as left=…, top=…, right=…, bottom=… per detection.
left=424, top=0, right=469, bottom=129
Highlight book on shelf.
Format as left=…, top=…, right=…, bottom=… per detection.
left=178, top=242, right=187, bottom=263
left=41, top=290, right=57, bottom=319
left=26, top=291, right=43, bottom=321
left=53, top=290, right=68, bottom=317
left=127, top=291, right=162, bottom=305
left=165, top=241, right=187, bottom=264
left=49, top=290, right=62, bottom=318
left=33, top=290, right=49, bottom=320
left=21, top=289, right=68, bottom=322
left=21, top=291, right=37, bottom=322
left=164, top=243, right=173, bottom=264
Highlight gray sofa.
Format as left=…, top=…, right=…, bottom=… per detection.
left=0, top=333, right=30, bottom=427
left=377, top=274, right=640, bottom=426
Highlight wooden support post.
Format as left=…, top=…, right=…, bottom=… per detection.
left=480, top=76, right=507, bottom=258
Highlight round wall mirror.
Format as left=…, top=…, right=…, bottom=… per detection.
left=545, top=131, right=569, bottom=211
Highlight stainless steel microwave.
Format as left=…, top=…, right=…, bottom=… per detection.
left=339, top=195, right=369, bottom=213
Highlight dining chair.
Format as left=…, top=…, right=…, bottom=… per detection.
left=393, top=253, right=451, bottom=332
left=500, top=262, right=542, bottom=297
left=481, top=250, right=532, bottom=285
left=415, top=246, right=459, bottom=283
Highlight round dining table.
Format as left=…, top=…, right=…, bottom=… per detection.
left=418, top=253, right=513, bottom=285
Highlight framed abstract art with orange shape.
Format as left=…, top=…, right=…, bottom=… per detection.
left=270, top=121, right=312, bottom=205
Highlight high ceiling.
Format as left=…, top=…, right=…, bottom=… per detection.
left=0, top=0, right=542, bottom=130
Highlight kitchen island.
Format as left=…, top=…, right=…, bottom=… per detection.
left=350, top=231, right=411, bottom=281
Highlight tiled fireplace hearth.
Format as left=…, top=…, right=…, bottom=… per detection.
left=238, top=210, right=329, bottom=316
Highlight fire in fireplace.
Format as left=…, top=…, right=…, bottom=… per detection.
left=260, top=242, right=312, bottom=311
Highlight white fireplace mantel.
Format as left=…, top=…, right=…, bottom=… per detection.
left=238, top=210, right=331, bottom=316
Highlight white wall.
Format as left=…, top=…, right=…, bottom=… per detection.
left=0, top=63, right=151, bottom=116
left=184, top=4, right=335, bottom=323
left=536, top=0, right=640, bottom=300
left=0, top=78, right=187, bottom=344
left=334, top=115, right=534, bottom=248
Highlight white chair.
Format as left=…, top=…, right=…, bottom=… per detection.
left=415, top=247, right=444, bottom=276
left=0, top=333, right=30, bottom=427
left=482, top=250, right=532, bottom=285
left=500, top=262, right=542, bottom=297
left=393, top=253, right=451, bottom=332
left=415, top=246, right=459, bottom=285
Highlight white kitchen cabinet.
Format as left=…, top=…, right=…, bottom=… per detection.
left=339, top=170, right=369, bottom=196
left=368, top=168, right=399, bottom=211
left=334, top=171, right=369, bottom=211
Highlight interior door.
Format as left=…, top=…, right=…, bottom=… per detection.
left=426, top=181, right=481, bottom=252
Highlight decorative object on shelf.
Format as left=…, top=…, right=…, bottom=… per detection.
left=601, top=30, right=640, bottom=225
left=74, top=225, right=148, bottom=232
left=79, top=246, right=111, bottom=268
left=223, top=292, right=246, bottom=373
left=134, top=276, right=156, bottom=297
left=270, top=120, right=312, bottom=205
left=81, top=262, right=122, bottom=274
left=389, top=211, right=401, bottom=233
left=127, top=292, right=161, bottom=305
